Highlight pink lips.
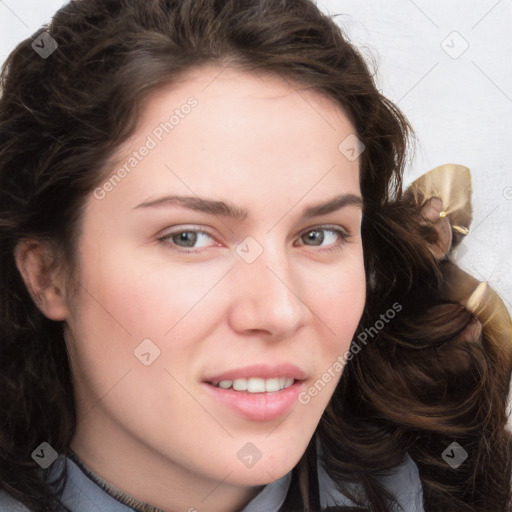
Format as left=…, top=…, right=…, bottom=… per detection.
left=202, top=363, right=307, bottom=422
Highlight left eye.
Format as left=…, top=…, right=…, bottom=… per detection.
left=158, top=226, right=350, bottom=254
left=296, top=227, right=349, bottom=251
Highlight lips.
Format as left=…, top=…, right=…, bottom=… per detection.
left=202, top=379, right=305, bottom=421
left=202, top=363, right=307, bottom=421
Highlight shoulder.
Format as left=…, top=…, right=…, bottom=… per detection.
left=379, top=453, right=424, bottom=511
left=318, top=452, right=424, bottom=511
left=0, top=489, right=32, bottom=511
left=0, top=454, right=136, bottom=512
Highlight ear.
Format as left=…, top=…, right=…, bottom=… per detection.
left=14, top=239, right=70, bottom=321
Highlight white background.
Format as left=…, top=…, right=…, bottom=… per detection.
left=1, top=0, right=511, bottom=423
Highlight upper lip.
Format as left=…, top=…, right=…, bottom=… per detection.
left=204, top=363, right=307, bottom=384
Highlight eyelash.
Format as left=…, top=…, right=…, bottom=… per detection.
left=157, top=225, right=351, bottom=255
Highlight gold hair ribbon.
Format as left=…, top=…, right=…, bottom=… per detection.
left=403, top=163, right=473, bottom=259
left=465, top=280, right=489, bottom=315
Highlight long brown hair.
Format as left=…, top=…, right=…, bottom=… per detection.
left=1, top=1, right=511, bottom=511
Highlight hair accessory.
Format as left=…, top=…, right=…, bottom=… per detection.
left=403, top=163, right=472, bottom=260
left=404, top=164, right=512, bottom=354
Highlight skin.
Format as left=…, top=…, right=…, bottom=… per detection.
left=15, top=65, right=366, bottom=512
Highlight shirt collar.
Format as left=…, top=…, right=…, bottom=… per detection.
left=62, top=449, right=292, bottom=512
left=48, top=443, right=422, bottom=512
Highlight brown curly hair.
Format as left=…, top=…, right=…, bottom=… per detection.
left=1, top=1, right=511, bottom=511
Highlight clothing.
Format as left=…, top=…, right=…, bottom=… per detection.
left=0, top=446, right=424, bottom=512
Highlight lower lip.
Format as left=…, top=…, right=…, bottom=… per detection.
left=202, top=380, right=304, bottom=421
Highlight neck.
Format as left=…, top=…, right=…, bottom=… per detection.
left=69, top=414, right=265, bottom=512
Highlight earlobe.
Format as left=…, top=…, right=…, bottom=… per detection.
left=14, top=240, right=69, bottom=321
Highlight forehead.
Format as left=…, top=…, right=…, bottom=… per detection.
left=92, top=64, right=361, bottom=219
left=141, top=64, right=354, bottom=136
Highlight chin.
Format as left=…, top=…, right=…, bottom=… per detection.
left=216, top=449, right=303, bottom=486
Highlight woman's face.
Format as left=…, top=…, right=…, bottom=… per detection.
left=63, top=65, right=366, bottom=508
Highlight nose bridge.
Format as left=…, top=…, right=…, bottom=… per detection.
left=228, top=233, right=309, bottom=335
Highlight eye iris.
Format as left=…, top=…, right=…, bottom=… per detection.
left=175, top=231, right=198, bottom=247
left=305, top=229, right=324, bottom=246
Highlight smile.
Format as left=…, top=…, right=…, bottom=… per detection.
left=209, top=377, right=296, bottom=393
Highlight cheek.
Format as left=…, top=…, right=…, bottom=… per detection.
left=73, top=238, right=219, bottom=338
left=315, top=253, right=366, bottom=347
left=66, top=243, right=231, bottom=400
left=65, top=246, right=210, bottom=441
left=303, top=253, right=366, bottom=398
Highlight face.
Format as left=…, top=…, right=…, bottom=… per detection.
left=62, top=65, right=366, bottom=509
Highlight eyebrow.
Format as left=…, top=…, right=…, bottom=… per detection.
left=133, top=193, right=363, bottom=220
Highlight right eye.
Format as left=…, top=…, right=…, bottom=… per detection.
left=157, top=227, right=218, bottom=254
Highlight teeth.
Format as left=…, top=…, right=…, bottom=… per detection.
left=248, top=378, right=266, bottom=392
left=233, top=378, right=248, bottom=391
left=265, top=378, right=280, bottom=392
left=214, top=377, right=295, bottom=393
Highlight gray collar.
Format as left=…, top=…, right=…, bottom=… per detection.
left=0, top=446, right=423, bottom=511
left=64, top=448, right=292, bottom=512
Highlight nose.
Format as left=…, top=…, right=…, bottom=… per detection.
left=227, top=241, right=310, bottom=338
